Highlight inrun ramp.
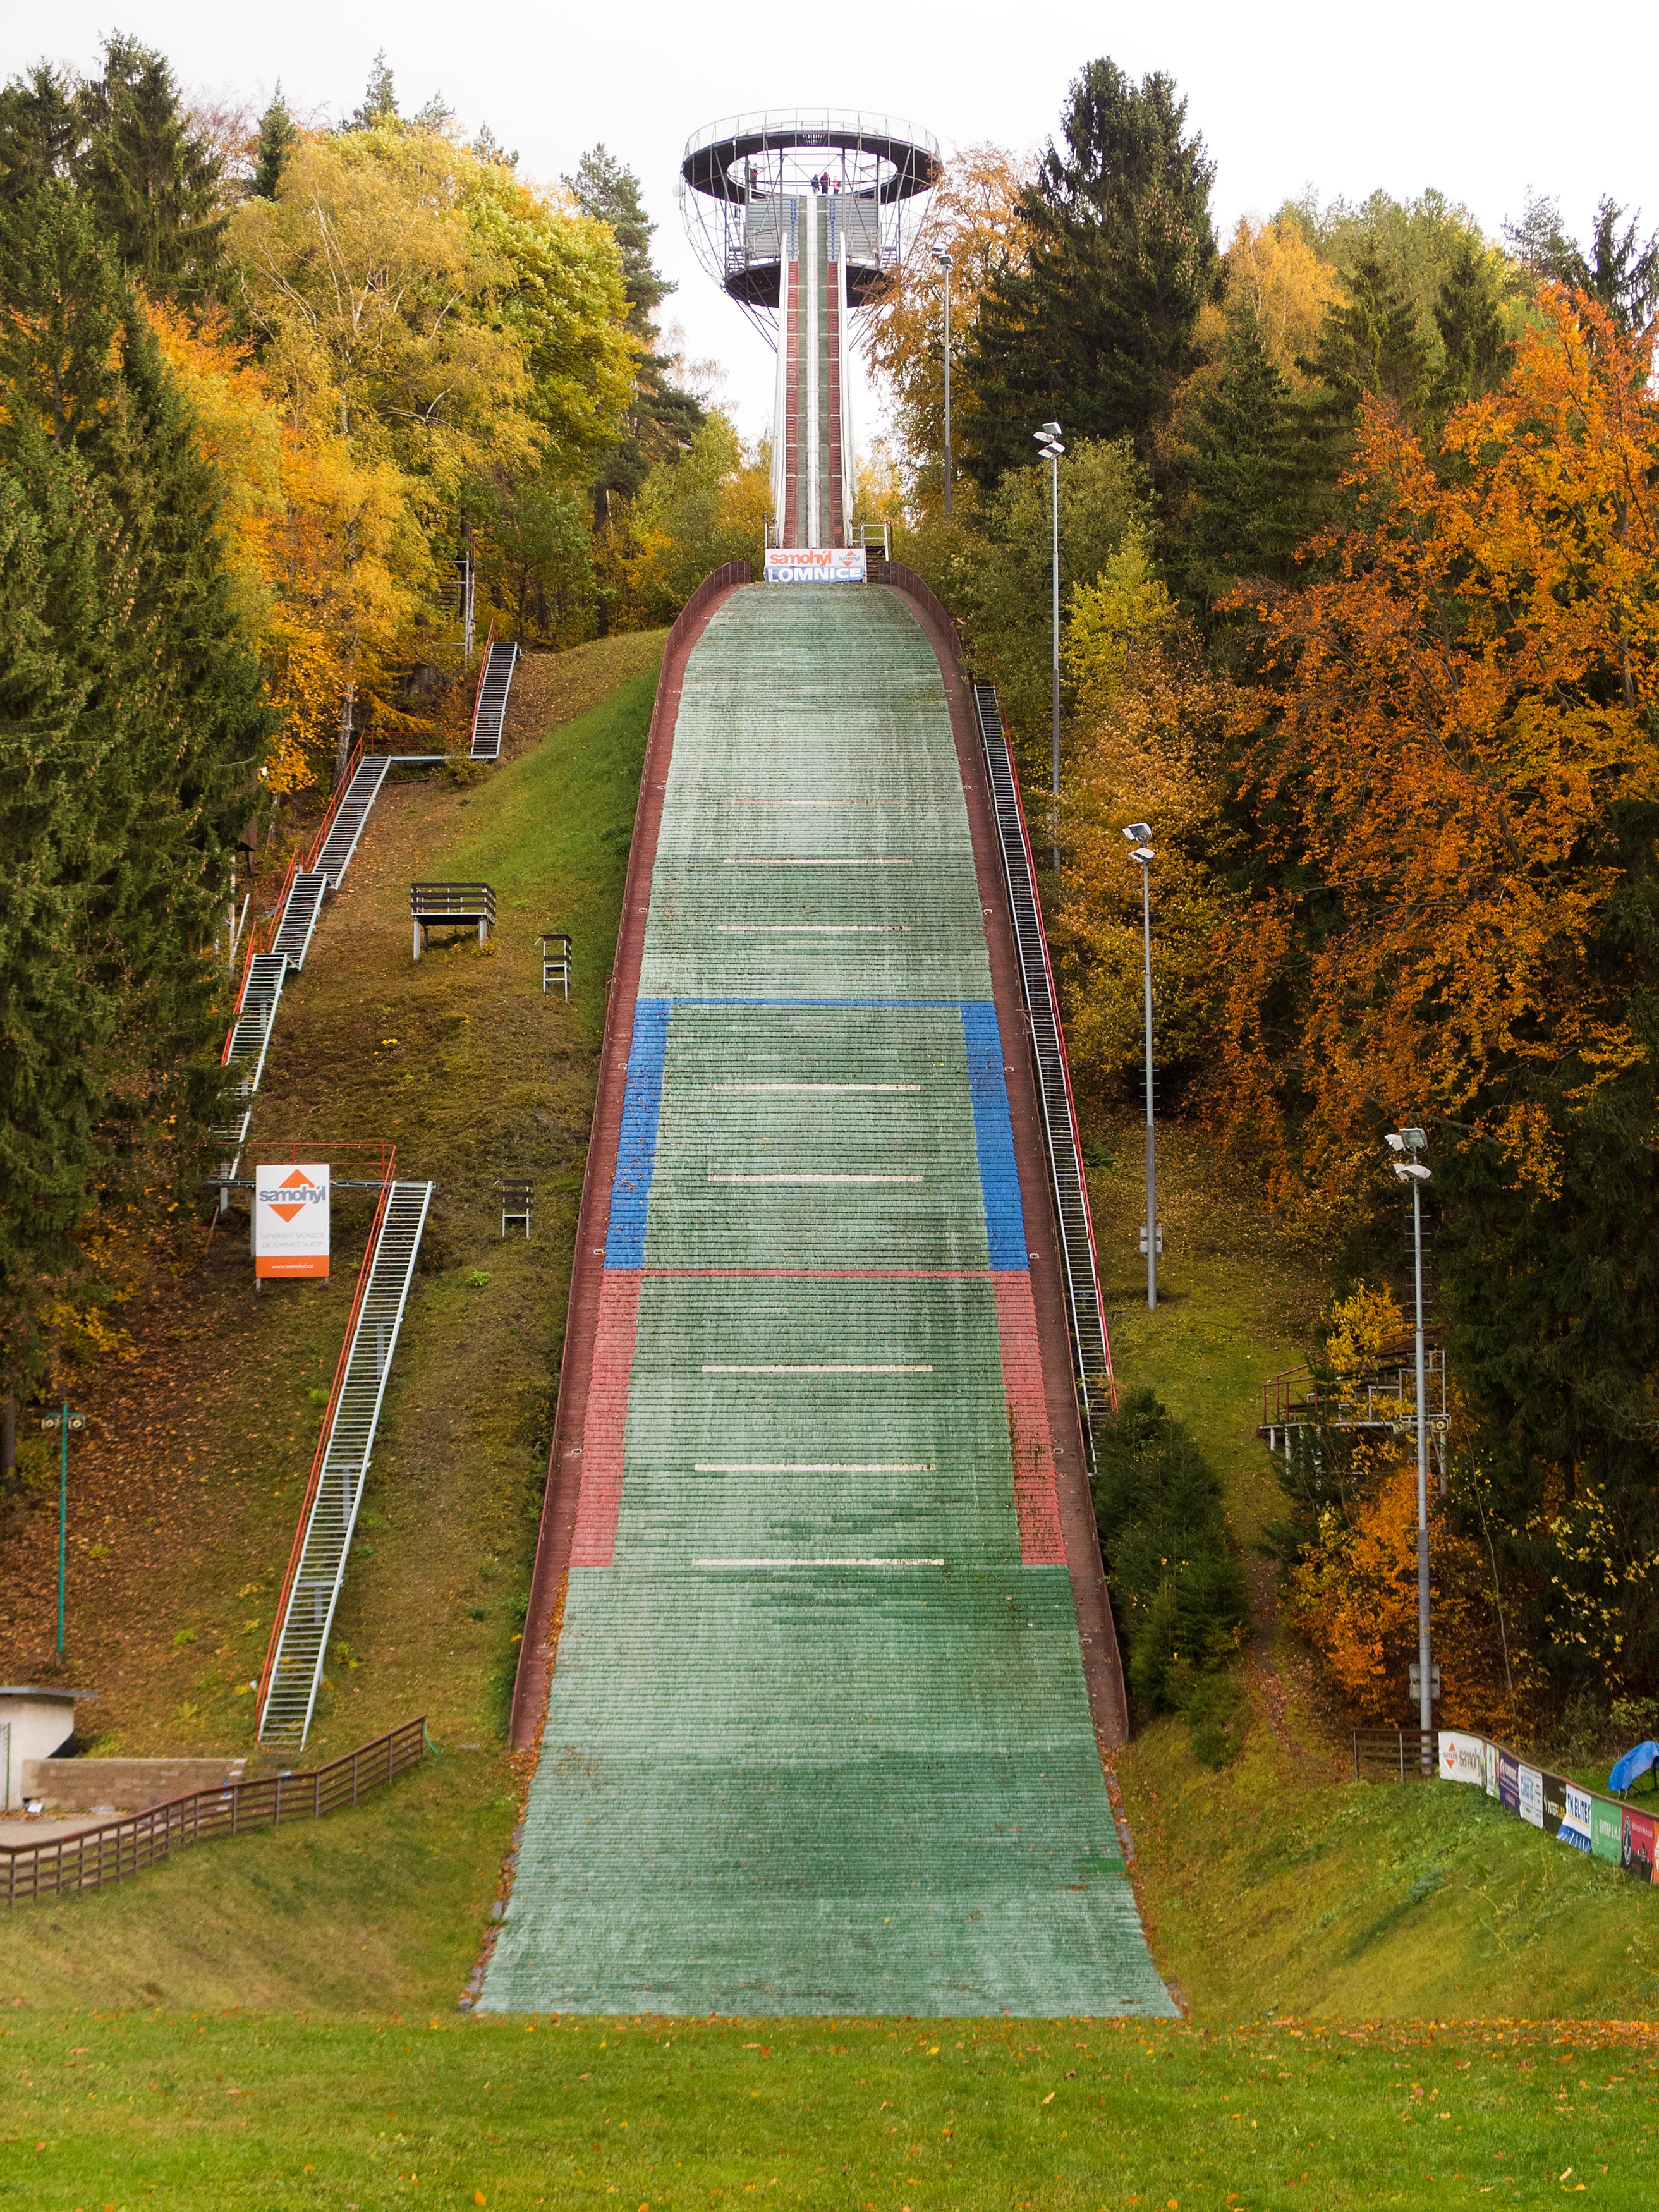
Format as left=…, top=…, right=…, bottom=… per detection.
left=485, top=585, right=1171, bottom=2017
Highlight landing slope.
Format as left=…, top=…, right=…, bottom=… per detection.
left=484, top=585, right=1170, bottom=2016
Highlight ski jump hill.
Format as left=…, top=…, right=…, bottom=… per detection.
left=482, top=112, right=1172, bottom=2019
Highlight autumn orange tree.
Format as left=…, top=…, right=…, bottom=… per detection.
left=1220, top=288, right=1659, bottom=1700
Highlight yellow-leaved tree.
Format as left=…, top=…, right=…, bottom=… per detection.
left=1050, top=530, right=1238, bottom=1091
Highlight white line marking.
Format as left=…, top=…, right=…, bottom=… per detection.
left=715, top=1081, right=921, bottom=1092
left=715, top=923, right=908, bottom=933
left=702, top=1363, right=934, bottom=1374
left=693, top=1462, right=933, bottom=1473
left=707, top=1172, right=922, bottom=1184
left=722, top=799, right=918, bottom=807
left=693, top=1557, right=945, bottom=1568
left=722, top=857, right=913, bottom=866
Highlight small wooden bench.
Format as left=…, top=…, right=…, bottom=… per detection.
left=411, top=882, right=495, bottom=961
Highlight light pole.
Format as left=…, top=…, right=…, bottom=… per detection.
left=1387, top=1127, right=1433, bottom=1759
left=39, top=1403, right=85, bottom=1660
left=1124, top=825, right=1158, bottom=1309
left=932, top=248, right=953, bottom=519
left=1035, top=422, right=1064, bottom=874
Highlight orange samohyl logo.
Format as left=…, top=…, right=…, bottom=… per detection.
left=266, top=1169, right=321, bottom=1223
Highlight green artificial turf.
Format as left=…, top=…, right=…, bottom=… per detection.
left=1, top=2010, right=1653, bottom=2208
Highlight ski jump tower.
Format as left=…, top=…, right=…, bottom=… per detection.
left=680, top=111, right=940, bottom=569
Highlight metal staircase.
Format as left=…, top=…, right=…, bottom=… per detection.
left=257, top=1179, right=435, bottom=1749
left=971, top=681, right=1115, bottom=1432
left=313, top=756, right=391, bottom=885
left=469, top=639, right=519, bottom=761
left=272, top=871, right=327, bottom=971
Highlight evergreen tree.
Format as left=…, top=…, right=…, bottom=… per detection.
left=0, top=62, right=83, bottom=204
left=346, top=51, right=398, bottom=131
left=1505, top=188, right=1659, bottom=333
left=0, top=186, right=269, bottom=1397
left=1169, top=319, right=1333, bottom=611
left=1301, top=248, right=1434, bottom=420
left=566, top=142, right=703, bottom=619
left=1433, top=236, right=1512, bottom=405
left=250, top=85, right=298, bottom=200
left=962, top=58, right=1219, bottom=482
left=76, top=34, right=226, bottom=301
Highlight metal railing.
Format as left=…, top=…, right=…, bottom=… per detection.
left=2, top=1718, right=425, bottom=1904
left=1353, top=1727, right=1439, bottom=1779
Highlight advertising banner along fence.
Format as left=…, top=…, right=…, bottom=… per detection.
left=254, top=1163, right=330, bottom=1280
left=1437, top=1729, right=1656, bottom=1885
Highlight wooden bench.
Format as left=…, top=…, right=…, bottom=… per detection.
left=501, top=1180, right=533, bottom=1239
left=411, top=882, right=495, bottom=961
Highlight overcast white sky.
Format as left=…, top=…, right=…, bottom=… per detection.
left=10, top=1, right=1656, bottom=447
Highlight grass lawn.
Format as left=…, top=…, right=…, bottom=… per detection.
left=1, top=2010, right=1654, bottom=2208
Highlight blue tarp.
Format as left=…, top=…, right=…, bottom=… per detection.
left=1607, top=1740, right=1659, bottom=1795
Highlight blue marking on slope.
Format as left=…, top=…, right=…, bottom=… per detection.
left=605, top=999, right=671, bottom=1268
left=961, top=1002, right=1028, bottom=1270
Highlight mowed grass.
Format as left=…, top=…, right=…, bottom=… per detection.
left=2, top=2011, right=1655, bottom=2209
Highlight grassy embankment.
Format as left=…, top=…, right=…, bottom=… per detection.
left=1086, top=1117, right=1659, bottom=2023
left=0, top=631, right=665, bottom=2014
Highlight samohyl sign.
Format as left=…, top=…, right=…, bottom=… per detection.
left=255, top=1163, right=330, bottom=1279
left=764, top=547, right=868, bottom=583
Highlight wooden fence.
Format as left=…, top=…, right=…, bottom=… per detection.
left=2, top=1717, right=425, bottom=1905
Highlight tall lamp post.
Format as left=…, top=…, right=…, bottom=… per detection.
left=1387, top=1127, right=1433, bottom=1758
left=1035, top=422, right=1064, bottom=873
left=39, top=1403, right=85, bottom=1660
left=1124, top=825, right=1158, bottom=1310
left=932, top=248, right=953, bottom=519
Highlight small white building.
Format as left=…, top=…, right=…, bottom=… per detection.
left=0, top=1687, right=88, bottom=1810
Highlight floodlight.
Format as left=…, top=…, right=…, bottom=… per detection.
left=1122, top=822, right=1152, bottom=842
left=1129, top=845, right=1155, bottom=863
left=1385, top=1133, right=1406, bottom=1153
left=1400, top=1126, right=1426, bottom=1152
left=932, top=248, right=953, bottom=267
left=1392, top=1161, right=1431, bottom=1183
left=1040, top=421, right=1062, bottom=436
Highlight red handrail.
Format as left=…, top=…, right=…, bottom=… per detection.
left=255, top=1156, right=397, bottom=1723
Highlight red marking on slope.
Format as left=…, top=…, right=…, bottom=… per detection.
left=994, top=1270, right=1065, bottom=1565
left=569, top=1271, right=641, bottom=1569
left=641, top=1267, right=995, bottom=1280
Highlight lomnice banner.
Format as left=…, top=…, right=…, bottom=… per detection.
left=255, top=1163, right=330, bottom=1280
left=764, top=547, right=868, bottom=584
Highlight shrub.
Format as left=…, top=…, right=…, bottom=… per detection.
left=1091, top=1389, right=1249, bottom=1737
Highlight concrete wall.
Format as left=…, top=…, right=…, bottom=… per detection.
left=21, top=1756, right=248, bottom=1812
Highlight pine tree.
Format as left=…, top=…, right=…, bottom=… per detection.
left=1170, top=320, right=1333, bottom=611
left=0, top=61, right=83, bottom=204
left=1301, top=248, right=1434, bottom=419
left=346, top=51, right=398, bottom=132
left=566, top=142, right=703, bottom=597
left=251, top=85, right=298, bottom=199
left=1434, top=238, right=1512, bottom=405
left=0, top=185, right=269, bottom=1397
left=76, top=34, right=226, bottom=301
left=963, top=58, right=1219, bottom=482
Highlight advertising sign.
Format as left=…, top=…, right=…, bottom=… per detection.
left=1483, top=1739, right=1499, bottom=1797
left=1438, top=1731, right=1485, bottom=1785
left=764, top=547, right=868, bottom=584
left=1559, top=1784, right=1593, bottom=1856
left=1497, top=1749, right=1519, bottom=1813
left=254, top=1162, right=330, bottom=1280
left=1517, top=1763, right=1545, bottom=1828
left=1591, top=1796, right=1624, bottom=1865
left=1541, top=1771, right=1568, bottom=1838
left=1622, top=1808, right=1656, bottom=1884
